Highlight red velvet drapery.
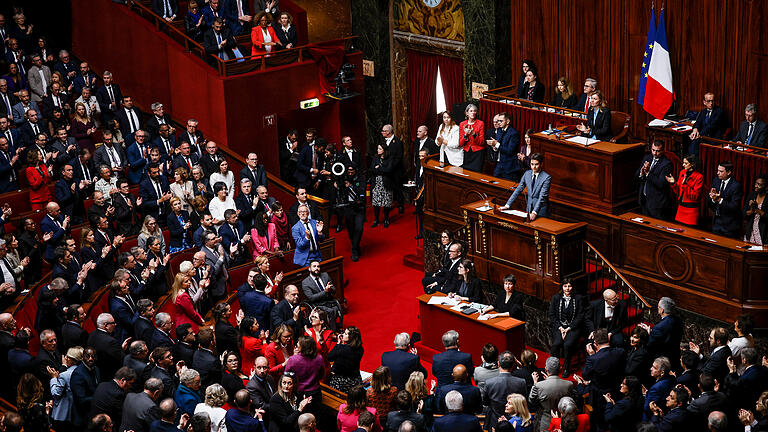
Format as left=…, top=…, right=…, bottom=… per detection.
left=406, top=50, right=439, bottom=140
left=437, top=55, right=464, bottom=112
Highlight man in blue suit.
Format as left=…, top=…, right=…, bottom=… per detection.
left=650, top=386, right=689, bottom=431
left=240, top=152, right=268, bottom=188
left=643, top=356, right=676, bottom=421
left=71, top=347, right=100, bottom=427
left=218, top=209, right=250, bottom=266
left=126, top=130, right=151, bottom=184
left=489, top=113, right=522, bottom=181
left=581, top=329, right=626, bottom=430
left=436, top=364, right=481, bottom=414
left=708, top=161, right=743, bottom=238
left=0, top=135, right=18, bottom=192
left=725, top=347, right=768, bottom=410
left=11, top=90, right=43, bottom=126
left=291, top=204, right=324, bottom=266
left=432, top=330, right=474, bottom=389
left=237, top=270, right=272, bottom=331
left=41, top=202, right=70, bottom=263
left=109, top=277, right=139, bottom=343
left=500, top=153, right=551, bottom=220
left=731, top=103, right=768, bottom=149
left=71, top=62, right=98, bottom=97
left=381, top=332, right=427, bottom=391
left=432, top=390, right=482, bottom=432
left=294, top=139, right=325, bottom=189
left=688, top=92, right=727, bottom=154
left=640, top=297, right=683, bottom=368
left=636, top=141, right=674, bottom=220
left=140, top=162, right=173, bottom=226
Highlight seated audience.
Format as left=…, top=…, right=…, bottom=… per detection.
left=576, top=89, right=612, bottom=141
left=445, top=259, right=481, bottom=303
left=551, top=77, right=577, bottom=109
left=731, top=103, right=767, bottom=148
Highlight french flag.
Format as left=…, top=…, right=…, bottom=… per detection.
left=643, top=9, right=675, bottom=119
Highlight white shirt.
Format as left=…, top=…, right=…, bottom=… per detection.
left=436, top=124, right=462, bottom=166
left=0, top=259, right=15, bottom=287
left=604, top=302, right=614, bottom=319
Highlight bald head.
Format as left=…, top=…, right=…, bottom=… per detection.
left=451, top=364, right=467, bottom=383
left=0, top=313, right=14, bottom=331
left=603, top=289, right=618, bottom=306
left=46, top=202, right=60, bottom=213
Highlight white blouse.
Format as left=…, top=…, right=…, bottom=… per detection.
left=436, top=124, right=462, bottom=166
left=209, top=171, right=235, bottom=200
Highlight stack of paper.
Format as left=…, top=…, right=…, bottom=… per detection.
left=648, top=119, right=672, bottom=127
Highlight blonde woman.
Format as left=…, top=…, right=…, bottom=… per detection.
left=436, top=110, right=461, bottom=166
left=172, top=273, right=205, bottom=331
left=70, top=101, right=97, bottom=152
left=170, top=167, right=196, bottom=211
left=499, top=393, right=534, bottom=432
left=138, top=215, right=166, bottom=252
left=194, top=384, right=229, bottom=432
left=405, top=371, right=437, bottom=418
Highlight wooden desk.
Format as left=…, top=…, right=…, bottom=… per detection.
left=617, top=213, right=768, bottom=322
left=530, top=133, right=646, bottom=214
left=417, top=293, right=525, bottom=359
left=461, top=200, right=586, bottom=298
left=646, top=121, right=692, bottom=157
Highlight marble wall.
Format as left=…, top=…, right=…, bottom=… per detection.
left=291, top=0, right=353, bottom=43
left=461, top=0, right=497, bottom=99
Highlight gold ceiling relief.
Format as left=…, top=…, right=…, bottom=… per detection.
left=393, top=0, right=465, bottom=42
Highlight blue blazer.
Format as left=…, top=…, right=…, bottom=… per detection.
left=582, top=107, right=612, bottom=141
left=505, top=170, right=551, bottom=217
left=647, top=315, right=683, bottom=367
left=110, top=296, right=138, bottom=342
left=432, top=412, right=482, bottom=432
left=432, top=349, right=474, bottom=389
left=381, top=349, right=427, bottom=392
left=167, top=210, right=192, bottom=249
left=492, top=126, right=521, bottom=180
left=643, top=375, right=675, bottom=420
left=692, top=106, right=726, bottom=140
left=40, top=214, right=68, bottom=261
left=72, top=72, right=97, bottom=96
left=150, top=328, right=175, bottom=351
left=126, top=141, right=150, bottom=184
left=152, top=135, right=178, bottom=162
left=0, top=147, right=18, bottom=192
left=436, top=381, right=482, bottom=414
left=294, top=145, right=315, bottom=186
left=12, top=101, right=41, bottom=126
left=219, top=221, right=246, bottom=250
left=237, top=284, right=273, bottom=331
left=139, top=175, right=172, bottom=218
left=291, top=219, right=324, bottom=266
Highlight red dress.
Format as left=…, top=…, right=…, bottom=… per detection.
left=25, top=164, right=52, bottom=211
left=458, top=120, right=485, bottom=152
left=174, top=291, right=205, bottom=331
left=240, top=335, right=264, bottom=373
left=671, top=169, right=704, bottom=226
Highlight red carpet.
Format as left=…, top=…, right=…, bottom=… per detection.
left=328, top=205, right=426, bottom=373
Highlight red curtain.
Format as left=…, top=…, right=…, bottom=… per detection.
left=407, top=50, right=439, bottom=140
left=437, top=56, right=464, bottom=112
left=308, top=44, right=346, bottom=94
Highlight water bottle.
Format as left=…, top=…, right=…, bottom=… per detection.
left=548, top=123, right=552, bottom=132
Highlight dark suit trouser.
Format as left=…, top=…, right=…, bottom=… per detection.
left=462, top=149, right=486, bottom=172
left=343, top=206, right=364, bottom=257
left=550, top=327, right=582, bottom=370
left=640, top=196, right=671, bottom=221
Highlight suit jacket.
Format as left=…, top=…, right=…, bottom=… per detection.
left=219, top=221, right=246, bottom=250
left=215, top=320, right=240, bottom=355
left=199, top=152, right=226, bottom=178
left=636, top=154, right=674, bottom=211
left=134, top=316, right=156, bottom=344
left=139, top=175, right=172, bottom=219
left=505, top=169, right=551, bottom=217
left=72, top=157, right=97, bottom=183
left=432, top=348, right=474, bottom=389
left=548, top=293, right=586, bottom=332
left=234, top=191, right=259, bottom=228
left=582, top=107, right=612, bottom=141
left=288, top=200, right=321, bottom=228
left=151, top=0, right=179, bottom=19
left=270, top=299, right=303, bottom=334
left=203, top=28, right=238, bottom=60
left=167, top=210, right=192, bottom=249
left=95, top=84, right=123, bottom=121
left=202, top=245, right=229, bottom=298
left=120, top=391, right=160, bottom=432
left=294, top=144, right=316, bottom=186
left=700, top=345, right=731, bottom=383
left=381, top=349, right=427, bottom=392
left=0, top=92, right=19, bottom=120
left=18, top=120, right=48, bottom=147
left=61, top=321, right=89, bottom=350
left=171, top=153, right=200, bottom=173
left=647, top=314, right=683, bottom=364
left=149, top=328, right=175, bottom=351
left=237, top=284, right=273, bottom=330
left=491, top=126, right=521, bottom=180
left=709, top=177, right=743, bottom=237
left=151, top=365, right=178, bottom=400
left=291, top=219, right=324, bottom=266
left=273, top=23, right=296, bottom=48
left=192, top=348, right=222, bottom=388
left=0, top=147, right=19, bottom=192
left=113, top=192, right=141, bottom=236
left=582, top=346, right=626, bottom=399
left=436, top=381, right=481, bottom=414
left=126, top=141, right=151, bottom=184
left=386, top=411, right=425, bottom=432
left=412, top=137, right=439, bottom=169
left=529, top=375, right=574, bottom=429
left=245, top=374, right=276, bottom=411
left=115, top=107, right=144, bottom=138
left=173, top=342, right=196, bottom=368
left=432, top=412, right=482, bottom=432
left=55, top=178, right=84, bottom=220
left=726, top=364, right=768, bottom=410
left=41, top=91, right=71, bottom=119
left=71, top=363, right=101, bottom=426
left=686, top=391, right=727, bottom=430
left=643, top=375, right=675, bottom=420
left=585, top=298, right=629, bottom=336
left=87, top=329, right=125, bottom=381
left=732, top=119, right=768, bottom=148
left=240, top=164, right=268, bottom=188
left=692, top=106, right=727, bottom=139
left=483, top=372, right=527, bottom=428
left=27, top=65, right=52, bottom=102
left=151, top=134, right=177, bottom=161
left=90, top=380, right=127, bottom=426
left=72, top=72, right=98, bottom=96
left=12, top=101, right=42, bottom=126
left=110, top=295, right=138, bottom=342
left=40, top=213, right=68, bottom=261
left=652, top=406, right=688, bottom=432
left=301, top=271, right=335, bottom=307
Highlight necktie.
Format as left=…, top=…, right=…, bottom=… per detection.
left=720, top=180, right=726, bottom=194
left=32, top=123, right=39, bottom=135
left=107, top=86, right=114, bottom=104
left=163, top=139, right=171, bottom=154
left=185, top=156, right=191, bottom=170
left=154, top=181, right=164, bottom=213
left=650, top=158, right=658, bottom=172
left=232, top=225, right=239, bottom=242
left=4, top=152, right=14, bottom=181
left=4, top=130, right=11, bottom=148
left=82, top=162, right=91, bottom=181
left=163, top=0, right=172, bottom=17
left=252, top=169, right=258, bottom=183
left=126, top=294, right=137, bottom=313
left=2, top=94, right=10, bottom=114
left=746, top=123, right=754, bottom=146
left=108, top=147, right=117, bottom=167
left=53, top=94, right=60, bottom=107
left=531, top=173, right=536, bottom=191
left=314, top=276, right=323, bottom=291
left=39, top=69, right=48, bottom=94
left=127, top=109, right=137, bottom=132
left=304, top=222, right=317, bottom=251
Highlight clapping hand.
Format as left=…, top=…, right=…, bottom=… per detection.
left=665, top=173, right=675, bottom=184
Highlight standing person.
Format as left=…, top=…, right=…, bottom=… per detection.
left=488, top=112, right=521, bottom=181
left=708, top=161, right=743, bottom=238
left=369, top=143, right=394, bottom=228
left=436, top=111, right=461, bottom=167
left=291, top=204, right=324, bottom=266
left=327, top=327, right=365, bottom=393
left=285, top=336, right=326, bottom=414
left=604, top=376, right=644, bottom=432
left=636, top=141, right=674, bottom=220
left=380, top=124, right=405, bottom=214
left=515, top=60, right=535, bottom=99
left=547, top=278, right=586, bottom=378
left=519, top=68, right=544, bottom=103
left=336, top=164, right=366, bottom=261
left=667, top=155, right=704, bottom=227
left=459, top=104, right=485, bottom=172
left=25, top=147, right=52, bottom=211
left=269, top=373, right=312, bottom=432
left=499, top=153, right=551, bottom=220
left=743, top=174, right=767, bottom=246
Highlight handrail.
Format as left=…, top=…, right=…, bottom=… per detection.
left=128, top=0, right=358, bottom=77
left=700, top=136, right=768, bottom=157
left=584, top=240, right=651, bottom=308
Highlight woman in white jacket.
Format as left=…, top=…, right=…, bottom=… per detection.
left=436, top=110, right=462, bottom=166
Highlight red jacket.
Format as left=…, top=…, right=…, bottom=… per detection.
left=459, top=120, right=486, bottom=152
left=671, top=169, right=704, bottom=226
left=174, top=291, right=204, bottom=331
left=250, top=25, right=279, bottom=56
left=26, top=164, right=52, bottom=206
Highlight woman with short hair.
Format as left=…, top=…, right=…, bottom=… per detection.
left=194, top=384, right=229, bottom=432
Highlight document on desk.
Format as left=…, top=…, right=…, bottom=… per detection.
left=648, top=119, right=672, bottom=127
left=500, top=209, right=528, bottom=218
left=565, top=136, right=597, bottom=146
left=428, top=296, right=460, bottom=306
left=475, top=205, right=493, bottom=212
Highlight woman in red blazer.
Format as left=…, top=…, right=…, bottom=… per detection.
left=458, top=103, right=486, bottom=172
left=172, top=273, right=205, bottom=331
left=264, top=324, right=296, bottom=380
left=25, top=149, right=52, bottom=211
left=667, top=155, right=704, bottom=227
left=250, top=12, right=281, bottom=56
left=250, top=211, right=280, bottom=259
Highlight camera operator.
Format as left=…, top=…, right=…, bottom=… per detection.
left=334, top=163, right=366, bottom=262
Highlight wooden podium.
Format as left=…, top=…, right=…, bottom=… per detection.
left=461, top=201, right=587, bottom=299
left=417, top=293, right=525, bottom=360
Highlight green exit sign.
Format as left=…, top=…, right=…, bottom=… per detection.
left=300, top=98, right=320, bottom=109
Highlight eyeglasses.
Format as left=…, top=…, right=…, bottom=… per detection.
left=283, top=371, right=295, bottom=377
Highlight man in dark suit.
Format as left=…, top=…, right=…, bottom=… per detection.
left=237, top=271, right=272, bottom=331
left=422, top=242, right=462, bottom=294
left=152, top=124, right=177, bottom=162
left=113, top=179, right=142, bottom=237
left=72, top=62, right=98, bottom=97
left=586, top=288, right=628, bottom=347
left=34, top=330, right=64, bottom=384
left=482, top=351, right=527, bottom=429
left=432, top=390, right=482, bottom=432
left=432, top=330, right=474, bottom=390
left=201, top=232, right=232, bottom=303
left=150, top=346, right=179, bottom=399
left=88, top=313, right=126, bottom=381
left=145, top=103, right=175, bottom=139
left=708, top=161, right=743, bottom=238
left=173, top=324, right=197, bottom=367
left=241, top=152, right=268, bottom=188
left=61, top=305, right=89, bottom=350
left=171, top=141, right=200, bottom=174
left=132, top=300, right=156, bottom=345
left=288, top=186, right=321, bottom=227
left=150, top=313, right=176, bottom=350
left=0, top=117, right=20, bottom=153
left=488, top=113, right=522, bottom=181
left=381, top=332, right=427, bottom=392
left=11, top=90, right=43, bottom=126
left=18, top=111, right=48, bottom=148
left=152, top=0, right=179, bottom=21
left=686, top=372, right=727, bottom=430
left=412, top=126, right=438, bottom=172
left=72, top=148, right=97, bottom=189
left=0, top=80, right=19, bottom=122
left=179, top=119, right=205, bottom=158
left=234, top=178, right=259, bottom=229
left=204, top=18, right=239, bottom=62
left=95, top=71, right=123, bottom=124
left=89, top=366, right=136, bottom=428
left=500, top=153, right=551, bottom=220
left=636, top=140, right=674, bottom=220
left=192, top=327, right=222, bottom=388
left=124, top=341, right=152, bottom=390
left=219, top=209, right=250, bottom=266
left=641, top=297, right=684, bottom=366
left=140, top=163, right=173, bottom=224
left=41, top=202, right=70, bottom=263
left=688, top=92, right=727, bottom=154
left=245, top=356, right=276, bottom=411
left=41, top=82, right=70, bottom=120
left=0, top=135, right=19, bottom=192
left=650, top=386, right=689, bottom=431
left=198, top=140, right=226, bottom=178
left=126, top=130, right=151, bottom=184
left=725, top=347, right=768, bottom=410
left=689, top=327, right=731, bottom=383
left=339, top=135, right=362, bottom=169
left=115, top=96, right=143, bottom=138
left=580, top=329, right=626, bottom=429
left=731, top=103, right=768, bottom=148
left=382, top=124, right=406, bottom=213
left=643, top=356, right=676, bottom=421
left=278, top=129, right=300, bottom=182
left=55, top=164, right=88, bottom=224
left=110, top=277, right=139, bottom=343
left=436, top=364, right=481, bottom=414
left=71, top=348, right=100, bottom=426
left=120, top=377, right=163, bottom=432
left=294, top=135, right=323, bottom=189
left=270, top=284, right=304, bottom=334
